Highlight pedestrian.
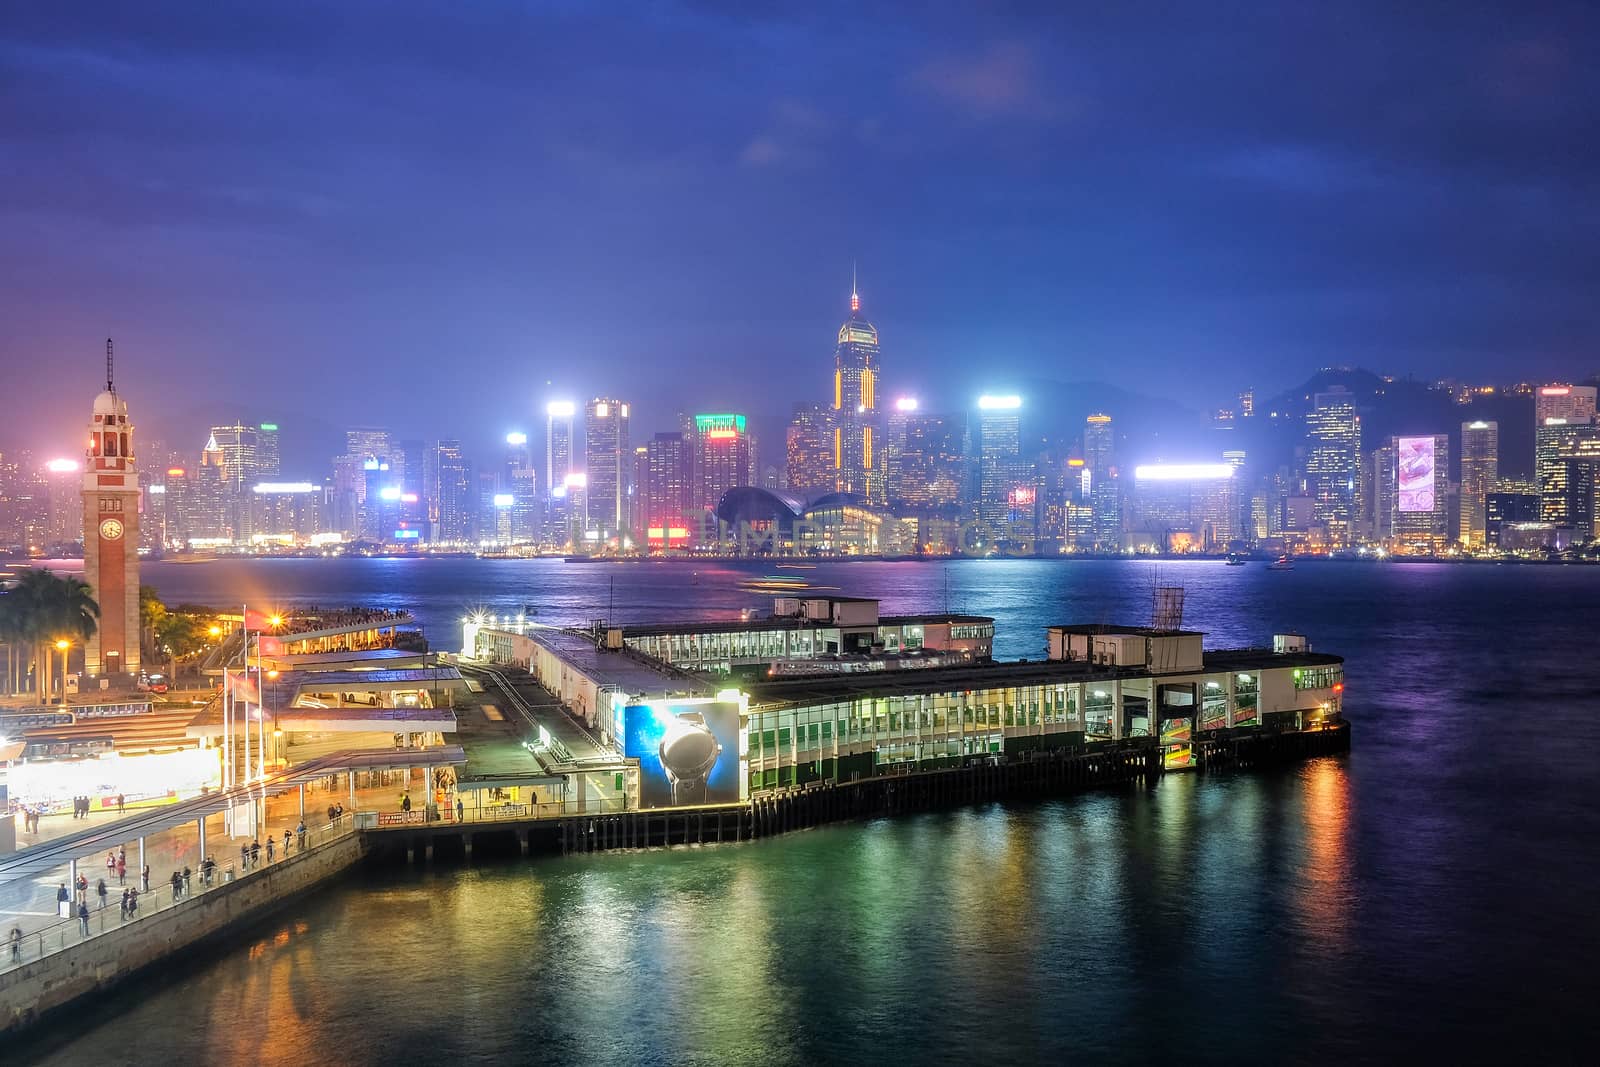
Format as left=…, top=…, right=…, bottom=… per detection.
left=183, top=866, right=192, bottom=895
left=76, top=874, right=88, bottom=904
left=266, top=837, right=275, bottom=863
left=456, top=797, right=464, bottom=823
left=8, top=926, right=20, bottom=961
left=250, top=840, right=260, bottom=867
left=141, top=864, right=150, bottom=892
left=284, top=828, right=293, bottom=855
left=116, top=854, right=126, bottom=885
left=170, top=870, right=182, bottom=902
left=78, top=901, right=89, bottom=937
left=297, top=821, right=306, bottom=851
left=119, top=890, right=129, bottom=921
left=127, top=888, right=138, bottom=916
left=400, top=792, right=411, bottom=813
left=241, top=842, right=249, bottom=870
left=97, top=879, right=108, bottom=910
left=56, top=883, right=70, bottom=919
left=117, top=793, right=125, bottom=814
left=106, top=851, right=116, bottom=881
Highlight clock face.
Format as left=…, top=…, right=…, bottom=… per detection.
left=100, top=518, right=124, bottom=541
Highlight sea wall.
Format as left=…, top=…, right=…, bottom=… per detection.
left=0, top=830, right=367, bottom=1040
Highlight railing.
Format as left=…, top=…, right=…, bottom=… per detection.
left=0, top=819, right=356, bottom=976
left=357, top=797, right=629, bottom=830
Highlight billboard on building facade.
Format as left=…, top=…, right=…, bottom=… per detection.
left=1396, top=436, right=1436, bottom=513
left=622, top=698, right=743, bottom=809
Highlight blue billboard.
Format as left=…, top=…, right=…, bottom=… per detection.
left=622, top=699, right=743, bottom=808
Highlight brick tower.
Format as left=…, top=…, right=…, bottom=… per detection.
left=82, top=339, right=141, bottom=679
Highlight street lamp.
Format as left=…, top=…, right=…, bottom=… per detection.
left=54, top=639, right=70, bottom=703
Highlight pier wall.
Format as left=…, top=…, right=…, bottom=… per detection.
left=0, top=831, right=368, bottom=1040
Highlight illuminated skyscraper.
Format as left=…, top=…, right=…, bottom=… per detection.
left=256, top=423, right=281, bottom=478
left=832, top=273, right=881, bottom=500
left=545, top=400, right=575, bottom=541
left=584, top=398, right=630, bottom=541
left=1459, top=421, right=1498, bottom=547
left=44, top=458, right=82, bottom=546
left=1535, top=386, right=1598, bottom=524
left=1084, top=413, right=1121, bottom=549
left=693, top=414, right=753, bottom=514
left=1537, top=418, right=1600, bottom=528
left=976, top=395, right=1023, bottom=529
left=427, top=439, right=473, bottom=543
left=645, top=431, right=694, bottom=549
left=1304, top=388, right=1361, bottom=546
left=785, top=402, right=835, bottom=501
left=81, top=341, right=140, bottom=678
left=1389, top=434, right=1450, bottom=552
left=893, top=413, right=965, bottom=508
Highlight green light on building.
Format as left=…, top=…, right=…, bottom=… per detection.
left=260, top=423, right=279, bottom=431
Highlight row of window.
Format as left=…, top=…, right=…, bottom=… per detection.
left=1292, top=666, right=1342, bottom=690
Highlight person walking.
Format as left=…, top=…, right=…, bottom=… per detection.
left=250, top=840, right=260, bottom=867
left=76, top=874, right=88, bottom=905
left=170, top=870, right=183, bottom=903
left=456, top=797, right=464, bottom=823
left=297, top=821, right=307, bottom=851
left=400, top=792, right=411, bottom=813
left=116, top=793, right=125, bottom=814
left=266, top=837, right=275, bottom=864
left=141, top=864, right=150, bottom=892
left=106, top=851, right=116, bottom=881
left=183, top=866, right=193, bottom=896
left=8, top=926, right=20, bottom=962
left=117, top=847, right=127, bottom=885
left=96, top=878, right=108, bottom=910
left=241, top=842, right=250, bottom=870
left=127, top=888, right=138, bottom=916
left=119, top=889, right=129, bottom=920
left=78, top=901, right=90, bottom=937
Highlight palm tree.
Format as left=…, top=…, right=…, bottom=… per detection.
left=0, top=591, right=22, bottom=696
left=11, top=570, right=99, bottom=702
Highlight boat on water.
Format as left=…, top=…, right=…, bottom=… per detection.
left=1225, top=553, right=1248, bottom=566
left=1268, top=555, right=1294, bottom=570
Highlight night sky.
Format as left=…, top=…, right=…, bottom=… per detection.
left=2, top=2, right=1595, bottom=470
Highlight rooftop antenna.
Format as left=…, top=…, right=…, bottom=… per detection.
left=850, top=261, right=860, bottom=314
left=105, top=337, right=115, bottom=393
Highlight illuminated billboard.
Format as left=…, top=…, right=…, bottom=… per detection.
left=622, top=698, right=743, bottom=808
left=1396, top=436, right=1436, bottom=513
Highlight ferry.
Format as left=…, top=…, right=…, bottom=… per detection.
left=1268, top=555, right=1294, bottom=570
left=1225, top=553, right=1248, bottom=566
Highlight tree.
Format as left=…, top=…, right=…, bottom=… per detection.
left=11, top=569, right=99, bottom=702
left=140, top=585, right=167, bottom=665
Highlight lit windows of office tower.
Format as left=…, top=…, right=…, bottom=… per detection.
left=1083, top=413, right=1120, bottom=549
left=545, top=401, right=575, bottom=540
left=1388, top=434, right=1451, bottom=553
left=1459, top=421, right=1498, bottom=548
left=785, top=402, right=835, bottom=502
left=1536, top=418, right=1600, bottom=527
left=832, top=271, right=882, bottom=500
left=645, top=431, right=694, bottom=550
left=1304, top=388, right=1361, bottom=547
left=427, top=439, right=473, bottom=543
left=1534, top=386, right=1598, bottom=523
left=693, top=414, right=752, bottom=514
left=894, top=413, right=966, bottom=509
left=976, top=395, right=1023, bottom=529
left=584, top=398, right=631, bottom=541
left=256, top=423, right=281, bottom=478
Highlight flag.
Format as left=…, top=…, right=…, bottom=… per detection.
left=243, top=608, right=279, bottom=631
left=230, top=671, right=260, bottom=706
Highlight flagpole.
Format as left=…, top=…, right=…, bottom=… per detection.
left=240, top=604, right=251, bottom=786
left=255, top=631, right=266, bottom=779
left=222, top=663, right=232, bottom=791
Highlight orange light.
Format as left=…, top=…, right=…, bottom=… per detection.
left=208, top=626, right=222, bottom=637
left=1333, top=682, right=1344, bottom=693
left=55, top=639, right=70, bottom=651
left=705, top=430, right=737, bottom=440
left=266, top=669, right=279, bottom=679
left=167, top=467, right=186, bottom=477
left=269, top=615, right=283, bottom=627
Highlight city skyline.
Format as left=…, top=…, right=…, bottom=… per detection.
left=3, top=3, right=1597, bottom=462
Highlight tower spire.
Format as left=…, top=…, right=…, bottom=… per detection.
left=850, top=262, right=860, bottom=315
left=106, top=337, right=115, bottom=393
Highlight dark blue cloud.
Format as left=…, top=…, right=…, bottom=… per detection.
left=1, top=1, right=1594, bottom=472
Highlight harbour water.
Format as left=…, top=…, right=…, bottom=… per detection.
left=15, top=558, right=1600, bottom=1064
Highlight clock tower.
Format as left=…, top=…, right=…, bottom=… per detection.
left=81, top=339, right=141, bottom=679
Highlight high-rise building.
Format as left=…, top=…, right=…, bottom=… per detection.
left=893, top=413, right=966, bottom=509
left=256, top=423, right=281, bottom=478
left=1304, top=388, right=1361, bottom=546
left=1084, top=413, right=1121, bottom=550
left=1127, top=463, right=1239, bottom=552
left=81, top=343, right=140, bottom=678
left=249, top=482, right=328, bottom=542
left=1238, top=389, right=1255, bottom=417
left=831, top=276, right=881, bottom=500
left=785, top=402, right=835, bottom=501
left=1459, top=420, right=1499, bottom=548
left=645, top=431, right=694, bottom=549
left=44, top=458, right=83, bottom=547
left=545, top=401, right=575, bottom=541
left=976, top=395, right=1023, bottom=531
left=1537, top=418, right=1600, bottom=525
left=1534, top=384, right=1598, bottom=428
left=629, top=445, right=649, bottom=538
left=1486, top=486, right=1543, bottom=548
left=584, top=398, right=630, bottom=541
left=427, top=439, right=473, bottom=543
left=693, top=414, right=753, bottom=515
left=1389, top=434, right=1451, bottom=552
left=208, top=422, right=261, bottom=491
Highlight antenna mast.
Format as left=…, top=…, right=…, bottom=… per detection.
left=106, top=337, right=115, bottom=393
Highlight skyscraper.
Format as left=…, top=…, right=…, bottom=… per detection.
left=693, top=414, right=752, bottom=515
left=1535, top=385, right=1598, bottom=525
left=645, top=431, right=694, bottom=549
left=1084, top=413, right=1121, bottom=549
left=256, top=423, right=281, bottom=478
left=81, top=342, right=140, bottom=678
left=785, top=402, right=835, bottom=501
left=1304, top=388, right=1361, bottom=546
left=831, top=274, right=881, bottom=500
left=1389, top=434, right=1451, bottom=552
left=1536, top=419, right=1600, bottom=528
left=427, top=439, right=473, bottom=542
left=976, top=395, right=1023, bottom=530
left=584, top=398, right=630, bottom=541
left=893, top=412, right=966, bottom=508
left=545, top=400, right=575, bottom=541
left=1459, top=420, right=1498, bottom=547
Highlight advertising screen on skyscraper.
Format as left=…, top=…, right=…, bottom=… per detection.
left=1396, top=436, right=1436, bottom=513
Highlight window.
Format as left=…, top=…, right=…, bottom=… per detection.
left=1292, top=666, right=1342, bottom=690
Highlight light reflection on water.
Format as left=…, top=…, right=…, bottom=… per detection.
left=14, top=559, right=1600, bottom=1064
